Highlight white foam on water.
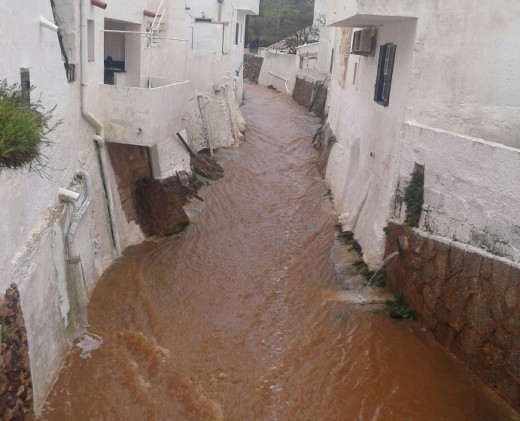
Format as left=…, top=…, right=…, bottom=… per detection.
left=75, top=332, right=103, bottom=359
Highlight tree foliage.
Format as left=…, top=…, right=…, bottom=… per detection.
left=247, top=0, right=315, bottom=47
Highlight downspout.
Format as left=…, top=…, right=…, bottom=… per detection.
left=197, top=94, right=214, bottom=157
left=80, top=0, right=121, bottom=256
left=64, top=170, right=92, bottom=328
left=66, top=170, right=93, bottom=245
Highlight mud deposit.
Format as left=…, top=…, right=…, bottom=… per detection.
left=40, top=85, right=518, bottom=420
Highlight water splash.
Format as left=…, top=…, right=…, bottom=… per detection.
left=365, top=250, right=400, bottom=288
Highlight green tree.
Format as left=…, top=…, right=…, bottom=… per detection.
left=247, top=0, right=315, bottom=47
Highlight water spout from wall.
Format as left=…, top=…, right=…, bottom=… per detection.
left=365, top=250, right=400, bottom=288
left=365, top=234, right=408, bottom=288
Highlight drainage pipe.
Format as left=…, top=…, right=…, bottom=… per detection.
left=63, top=170, right=92, bottom=329
left=268, top=71, right=289, bottom=94
left=39, top=15, right=59, bottom=32
left=197, top=94, right=214, bottom=157
left=66, top=170, right=93, bottom=245
left=81, top=0, right=121, bottom=256
left=221, top=83, right=241, bottom=144
left=94, top=135, right=122, bottom=257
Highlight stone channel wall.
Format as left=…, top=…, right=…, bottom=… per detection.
left=243, top=54, right=264, bottom=83
left=292, top=77, right=328, bottom=117
left=385, top=221, right=520, bottom=410
left=0, top=285, right=34, bottom=420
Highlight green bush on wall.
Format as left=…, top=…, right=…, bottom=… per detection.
left=403, top=165, right=424, bottom=228
left=0, top=80, right=59, bottom=173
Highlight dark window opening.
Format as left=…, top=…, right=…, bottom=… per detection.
left=374, top=43, right=396, bottom=106
left=235, top=23, right=239, bottom=46
left=20, top=69, right=30, bottom=104
left=65, top=64, right=76, bottom=83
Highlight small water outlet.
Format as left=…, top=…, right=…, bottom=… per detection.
left=397, top=236, right=408, bottom=253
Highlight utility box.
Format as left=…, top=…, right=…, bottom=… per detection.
left=351, top=28, right=376, bottom=56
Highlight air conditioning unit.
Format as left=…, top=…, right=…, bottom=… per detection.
left=351, top=28, right=376, bottom=56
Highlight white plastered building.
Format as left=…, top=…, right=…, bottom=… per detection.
left=0, top=0, right=257, bottom=412
left=324, top=0, right=520, bottom=268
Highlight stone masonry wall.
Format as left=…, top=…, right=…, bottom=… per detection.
left=385, top=221, right=520, bottom=411
left=0, top=285, right=34, bottom=420
left=292, top=77, right=328, bottom=118
left=243, top=54, right=263, bottom=83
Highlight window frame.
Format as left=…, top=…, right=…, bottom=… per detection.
left=374, top=42, right=396, bottom=106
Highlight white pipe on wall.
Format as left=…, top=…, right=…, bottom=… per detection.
left=39, top=16, right=59, bottom=32
left=66, top=170, right=93, bottom=245
left=80, top=0, right=121, bottom=256
left=93, top=135, right=122, bottom=257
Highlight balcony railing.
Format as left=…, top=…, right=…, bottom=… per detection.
left=99, top=79, right=191, bottom=147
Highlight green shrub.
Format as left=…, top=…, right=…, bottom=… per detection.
left=386, top=292, right=417, bottom=320
left=0, top=80, right=58, bottom=172
left=403, top=166, right=424, bottom=227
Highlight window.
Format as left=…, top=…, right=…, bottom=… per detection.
left=235, top=23, right=239, bottom=45
left=374, top=43, right=396, bottom=106
left=20, top=68, right=30, bottom=103
left=87, top=20, right=95, bottom=61
left=65, top=64, right=76, bottom=83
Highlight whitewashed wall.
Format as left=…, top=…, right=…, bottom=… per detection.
left=258, top=51, right=300, bottom=95
left=325, top=0, right=520, bottom=267
left=327, top=20, right=417, bottom=267
left=0, top=0, right=117, bottom=411
left=0, top=0, right=255, bottom=413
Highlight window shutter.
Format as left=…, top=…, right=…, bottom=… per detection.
left=374, top=43, right=396, bottom=106
left=381, top=44, right=396, bottom=106
left=374, top=44, right=386, bottom=102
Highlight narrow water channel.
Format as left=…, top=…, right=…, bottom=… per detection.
left=40, top=84, right=517, bottom=420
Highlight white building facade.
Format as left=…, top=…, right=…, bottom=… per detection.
left=325, top=0, right=520, bottom=268
left=0, top=0, right=257, bottom=412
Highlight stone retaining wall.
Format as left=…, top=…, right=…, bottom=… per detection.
left=243, top=54, right=263, bottom=83
left=0, top=285, right=34, bottom=420
left=385, top=221, right=520, bottom=411
left=292, top=77, right=328, bottom=117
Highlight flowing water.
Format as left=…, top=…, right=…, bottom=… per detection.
left=40, top=84, right=518, bottom=420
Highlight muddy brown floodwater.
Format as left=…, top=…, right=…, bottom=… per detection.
left=40, top=84, right=519, bottom=420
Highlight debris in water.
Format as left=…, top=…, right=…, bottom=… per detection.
left=74, top=332, right=103, bottom=359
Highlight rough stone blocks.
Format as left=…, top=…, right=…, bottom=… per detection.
left=385, top=221, right=520, bottom=411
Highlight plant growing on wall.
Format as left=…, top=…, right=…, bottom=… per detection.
left=386, top=292, right=417, bottom=320
left=0, top=80, right=59, bottom=173
left=403, top=165, right=424, bottom=227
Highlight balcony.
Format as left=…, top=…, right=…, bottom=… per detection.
left=236, top=0, right=259, bottom=15
left=327, top=0, right=417, bottom=27
left=99, top=79, right=191, bottom=147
